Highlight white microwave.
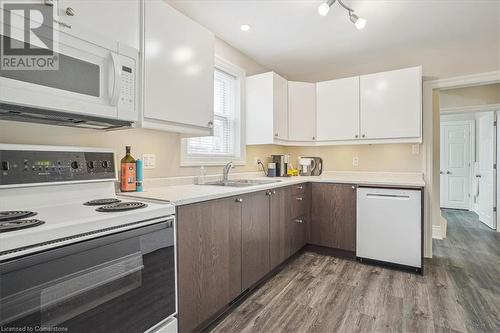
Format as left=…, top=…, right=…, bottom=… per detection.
left=0, top=12, right=138, bottom=129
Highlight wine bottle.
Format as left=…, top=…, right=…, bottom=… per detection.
left=120, top=146, right=137, bottom=192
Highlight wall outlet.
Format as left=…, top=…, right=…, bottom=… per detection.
left=412, top=144, right=420, bottom=155
left=352, top=156, right=359, bottom=167
left=142, top=154, right=156, bottom=169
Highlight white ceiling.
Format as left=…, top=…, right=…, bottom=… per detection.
left=168, top=0, right=500, bottom=81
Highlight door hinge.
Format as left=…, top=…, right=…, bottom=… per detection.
left=494, top=163, right=497, bottom=169
left=494, top=207, right=497, bottom=212
left=494, top=121, right=497, bottom=127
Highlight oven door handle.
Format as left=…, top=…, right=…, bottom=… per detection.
left=109, top=52, right=122, bottom=106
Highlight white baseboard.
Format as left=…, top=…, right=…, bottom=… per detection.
left=432, top=225, right=443, bottom=240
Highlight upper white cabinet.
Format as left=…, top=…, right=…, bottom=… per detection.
left=316, top=77, right=359, bottom=141
left=57, top=0, right=140, bottom=48
left=247, top=72, right=288, bottom=144
left=141, top=0, right=215, bottom=135
left=360, top=66, right=422, bottom=140
left=288, top=82, right=316, bottom=141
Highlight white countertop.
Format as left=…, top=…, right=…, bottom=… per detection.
left=120, top=171, right=425, bottom=206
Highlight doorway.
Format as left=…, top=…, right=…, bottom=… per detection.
left=440, top=110, right=498, bottom=230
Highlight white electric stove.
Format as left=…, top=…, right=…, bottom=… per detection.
left=0, top=144, right=177, bottom=333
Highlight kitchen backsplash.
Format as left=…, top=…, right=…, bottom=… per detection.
left=0, top=120, right=422, bottom=178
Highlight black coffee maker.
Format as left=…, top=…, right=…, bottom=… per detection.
left=271, top=154, right=289, bottom=177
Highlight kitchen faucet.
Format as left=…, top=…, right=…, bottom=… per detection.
left=222, top=161, right=234, bottom=182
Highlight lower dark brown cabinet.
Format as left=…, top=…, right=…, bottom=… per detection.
left=310, top=183, right=357, bottom=252
left=241, top=190, right=271, bottom=290
left=269, top=187, right=288, bottom=269
left=177, top=197, right=242, bottom=333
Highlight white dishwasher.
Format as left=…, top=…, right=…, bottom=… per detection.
left=356, top=187, right=422, bottom=272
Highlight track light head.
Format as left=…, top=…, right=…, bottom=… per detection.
left=349, top=13, right=367, bottom=30
left=318, top=0, right=335, bottom=16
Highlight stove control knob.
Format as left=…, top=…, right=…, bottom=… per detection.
left=71, top=161, right=79, bottom=170
left=87, top=161, right=95, bottom=169
left=101, top=161, right=110, bottom=168
left=1, top=161, right=10, bottom=171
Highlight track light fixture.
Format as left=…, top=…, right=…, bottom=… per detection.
left=318, top=0, right=367, bottom=30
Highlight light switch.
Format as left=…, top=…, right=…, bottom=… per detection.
left=352, top=157, right=359, bottom=167
left=142, top=154, right=156, bottom=169
left=412, top=144, right=420, bottom=155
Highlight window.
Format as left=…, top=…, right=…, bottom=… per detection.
left=181, top=58, right=245, bottom=166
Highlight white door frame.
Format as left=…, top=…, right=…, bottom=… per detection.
left=424, top=70, right=500, bottom=257
left=439, top=120, right=475, bottom=210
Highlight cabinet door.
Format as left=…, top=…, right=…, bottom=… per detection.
left=316, top=77, right=360, bottom=141
left=246, top=72, right=274, bottom=144
left=57, top=0, right=140, bottom=48
left=273, top=73, right=288, bottom=140
left=360, top=66, right=422, bottom=140
left=310, top=183, right=357, bottom=251
left=177, top=197, right=241, bottom=333
left=143, top=0, right=214, bottom=130
left=242, top=191, right=270, bottom=290
left=269, top=188, right=288, bottom=269
left=288, top=81, right=316, bottom=141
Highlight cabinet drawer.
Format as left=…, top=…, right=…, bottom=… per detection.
left=289, top=194, right=306, bottom=219
left=290, top=183, right=306, bottom=196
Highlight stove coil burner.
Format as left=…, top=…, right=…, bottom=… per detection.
left=84, top=198, right=122, bottom=206
left=96, top=202, right=147, bottom=212
left=0, top=211, right=37, bottom=222
left=0, top=219, right=45, bottom=233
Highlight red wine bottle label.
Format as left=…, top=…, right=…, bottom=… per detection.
left=121, top=163, right=137, bottom=192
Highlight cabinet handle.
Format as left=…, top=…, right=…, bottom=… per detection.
left=312, top=136, right=316, bottom=140
left=274, top=132, right=279, bottom=137
left=235, top=198, right=243, bottom=203
left=361, top=134, right=366, bottom=138
left=208, top=121, right=214, bottom=129
left=266, top=191, right=271, bottom=196
left=295, top=219, right=303, bottom=224
left=297, top=186, right=303, bottom=190
left=355, top=134, right=359, bottom=138
left=65, top=7, right=76, bottom=16
left=352, top=186, right=356, bottom=189
left=272, top=190, right=276, bottom=194
left=446, top=170, right=451, bottom=175
left=44, top=0, right=54, bottom=6
left=296, top=197, right=303, bottom=201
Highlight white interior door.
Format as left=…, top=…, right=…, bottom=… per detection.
left=477, top=112, right=497, bottom=229
left=440, top=122, right=471, bottom=209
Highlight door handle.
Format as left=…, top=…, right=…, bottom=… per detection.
left=109, top=53, right=122, bottom=106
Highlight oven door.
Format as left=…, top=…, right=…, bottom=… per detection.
left=0, top=219, right=176, bottom=333
left=0, top=14, right=128, bottom=120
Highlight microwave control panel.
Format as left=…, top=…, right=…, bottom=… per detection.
left=118, top=56, right=136, bottom=114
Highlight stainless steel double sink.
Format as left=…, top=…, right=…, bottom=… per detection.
left=201, top=179, right=282, bottom=187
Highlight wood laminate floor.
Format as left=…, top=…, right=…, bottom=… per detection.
left=210, top=209, right=500, bottom=333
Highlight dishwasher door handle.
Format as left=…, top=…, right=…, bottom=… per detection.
left=366, top=193, right=410, bottom=199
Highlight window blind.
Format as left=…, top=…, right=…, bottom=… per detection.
left=187, top=68, right=237, bottom=156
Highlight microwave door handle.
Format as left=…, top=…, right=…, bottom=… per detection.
left=109, top=52, right=122, bottom=106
